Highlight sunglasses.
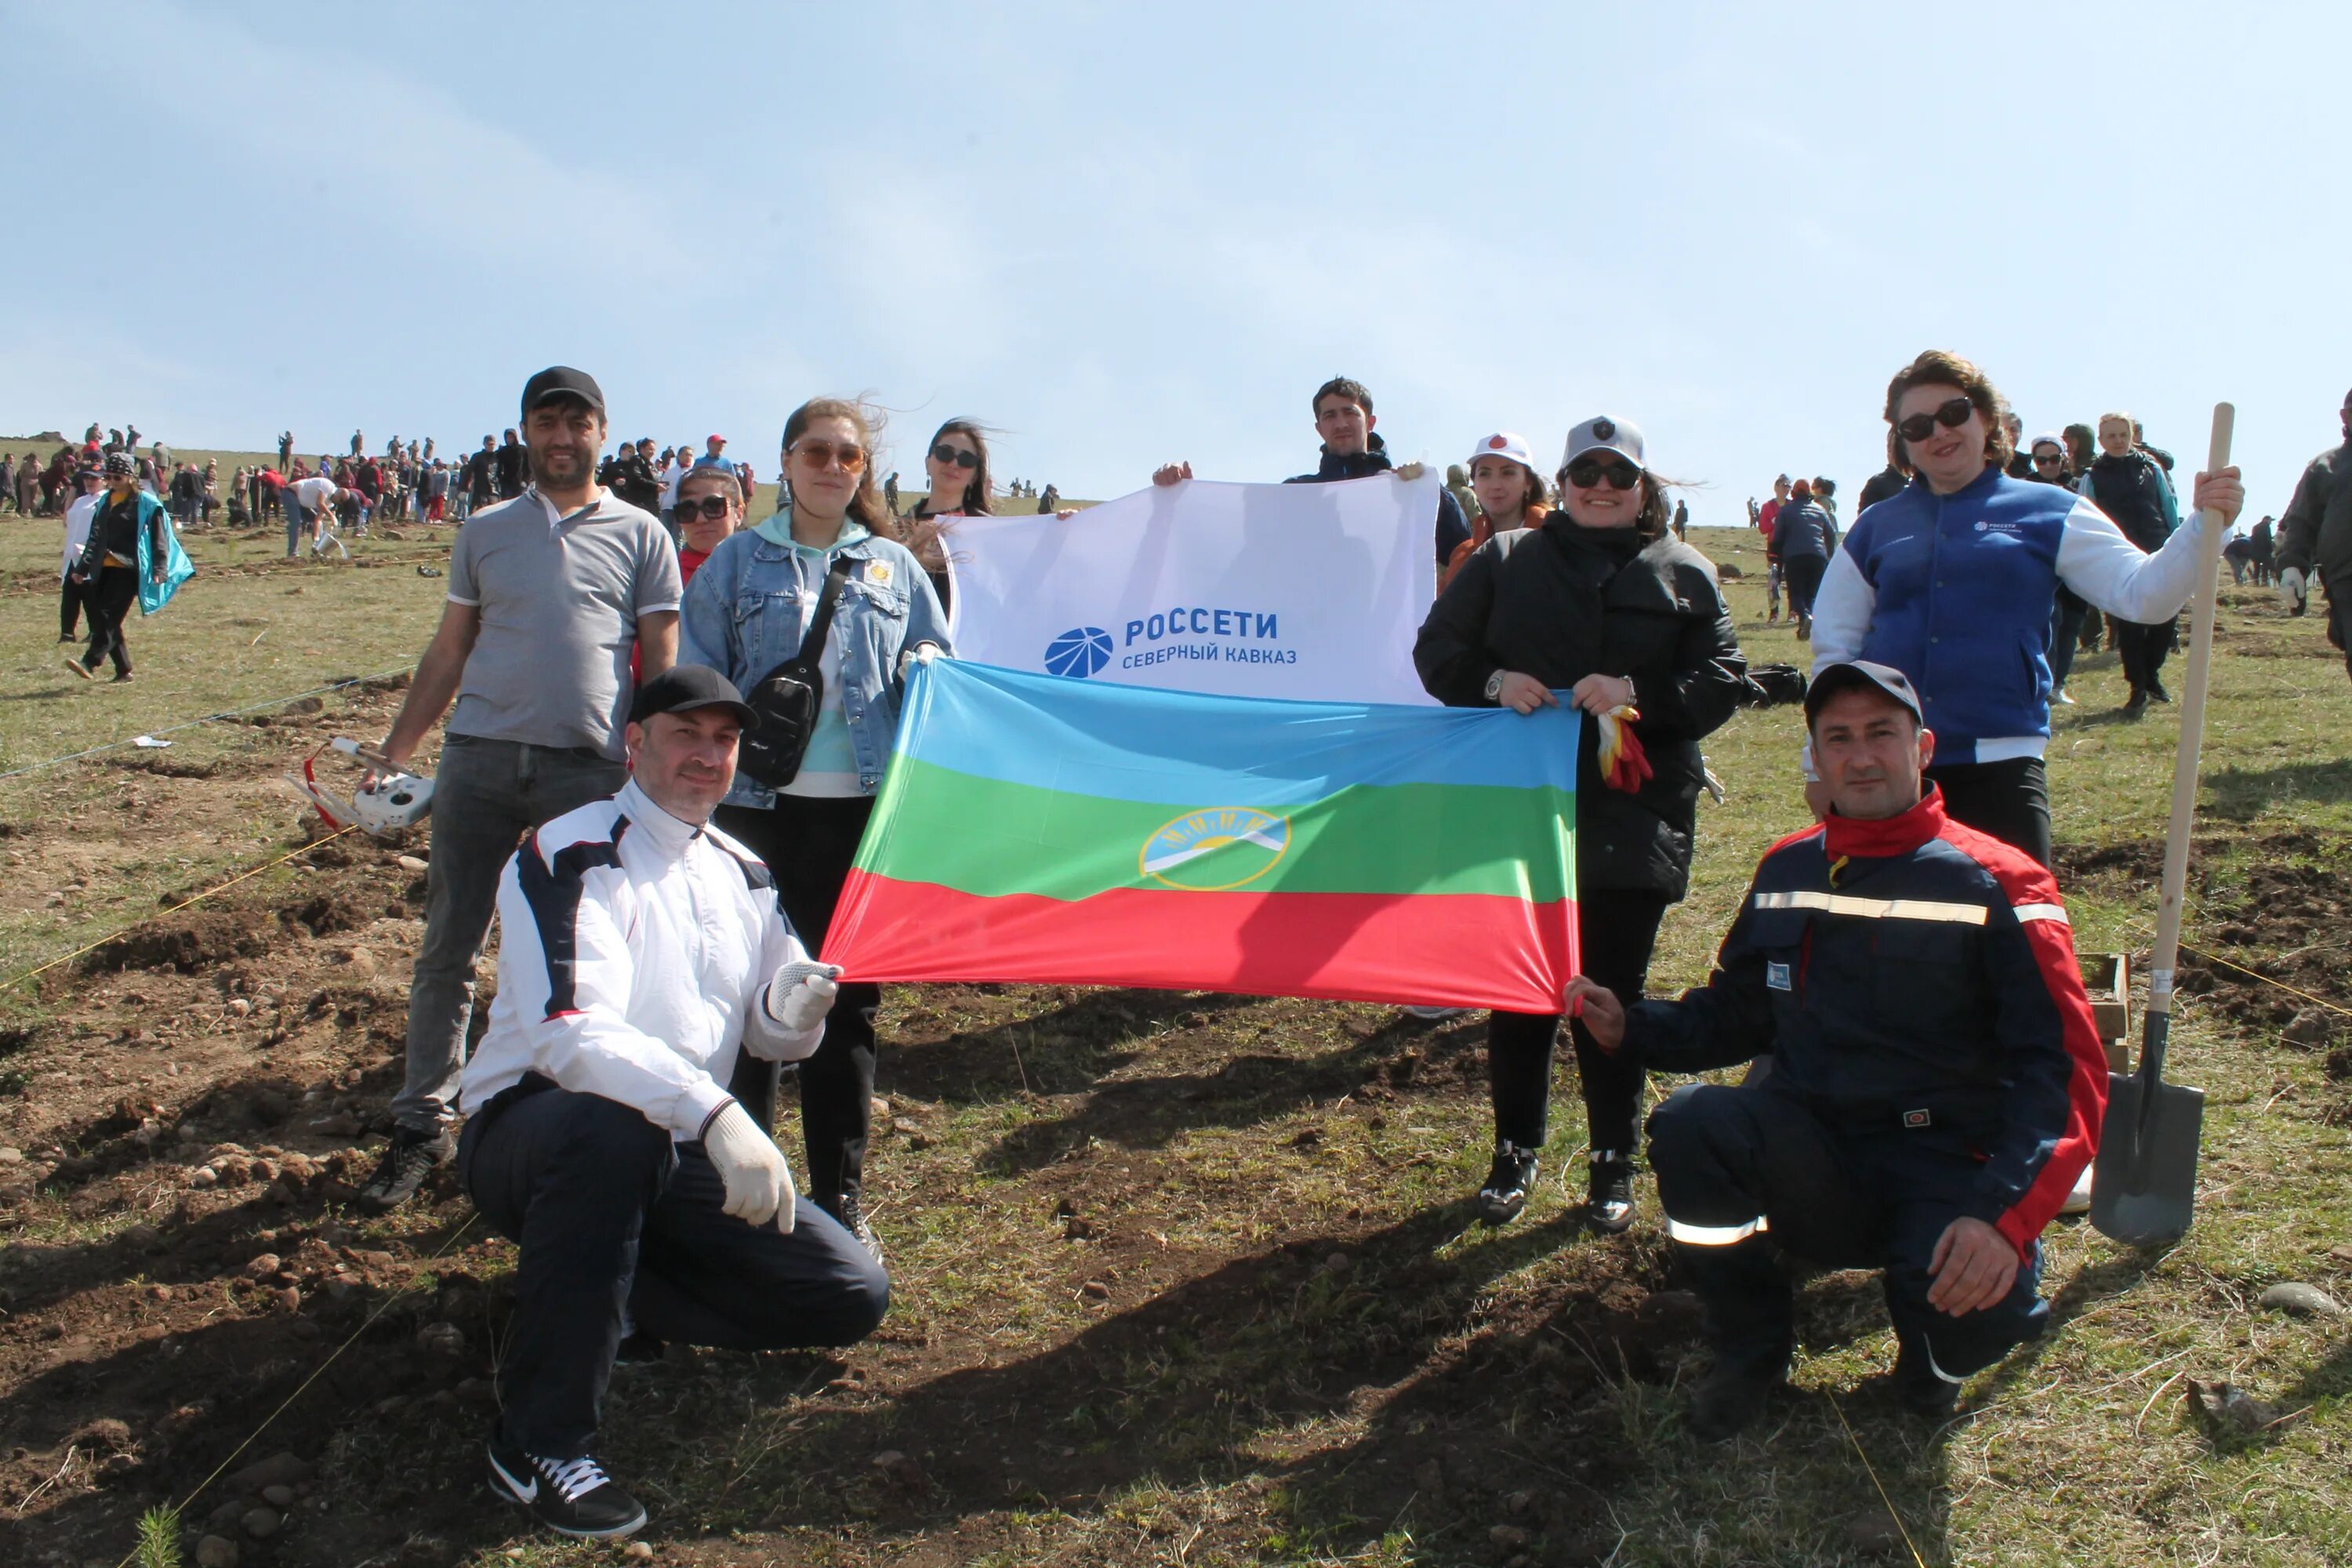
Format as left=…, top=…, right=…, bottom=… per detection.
left=2031, top=452, right=2063, bottom=466
left=1894, top=395, right=1976, bottom=444
left=675, top=495, right=734, bottom=522
left=1564, top=456, right=1642, bottom=491
left=930, top=443, right=979, bottom=471
left=789, top=438, right=866, bottom=473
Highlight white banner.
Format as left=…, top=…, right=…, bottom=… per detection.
left=943, top=474, right=1439, bottom=706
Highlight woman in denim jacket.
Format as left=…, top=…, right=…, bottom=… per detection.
left=680, top=397, right=949, bottom=1260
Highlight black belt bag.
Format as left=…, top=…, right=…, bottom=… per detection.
left=738, top=554, right=853, bottom=789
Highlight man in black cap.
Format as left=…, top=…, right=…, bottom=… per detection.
left=360, top=366, right=684, bottom=1212
left=1566, top=661, right=2107, bottom=1440
left=456, top=665, right=886, bottom=1539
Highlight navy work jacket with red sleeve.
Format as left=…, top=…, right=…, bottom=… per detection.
left=1623, top=786, right=2107, bottom=1258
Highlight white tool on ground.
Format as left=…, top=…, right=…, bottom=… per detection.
left=282, top=737, right=434, bottom=836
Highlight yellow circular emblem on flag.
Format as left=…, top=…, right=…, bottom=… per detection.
left=1140, top=808, right=1291, bottom=891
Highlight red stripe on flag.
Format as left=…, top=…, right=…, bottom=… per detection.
left=822, top=872, right=1577, bottom=1014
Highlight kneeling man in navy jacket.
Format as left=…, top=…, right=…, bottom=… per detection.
left=1568, top=661, right=2106, bottom=1441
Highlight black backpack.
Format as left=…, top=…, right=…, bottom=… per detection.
left=1743, top=662, right=1809, bottom=707
left=736, top=554, right=853, bottom=789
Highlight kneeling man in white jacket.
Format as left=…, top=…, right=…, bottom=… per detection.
left=457, top=664, right=886, bottom=1541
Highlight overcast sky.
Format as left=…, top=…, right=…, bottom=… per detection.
left=5, top=0, right=2344, bottom=523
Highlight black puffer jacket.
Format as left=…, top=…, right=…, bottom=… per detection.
left=1287, top=431, right=1471, bottom=564
left=1415, top=518, right=1747, bottom=900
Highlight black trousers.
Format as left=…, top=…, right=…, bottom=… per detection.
left=2047, top=588, right=2090, bottom=693
left=714, top=796, right=880, bottom=1206
left=78, top=567, right=139, bottom=677
left=59, top=577, right=83, bottom=640
left=1490, top=887, right=1671, bottom=1156
left=2115, top=617, right=2176, bottom=693
left=1782, top=554, right=1827, bottom=622
left=459, top=1082, right=887, bottom=1459
left=1647, top=1082, right=2046, bottom=1382
left=1924, top=756, right=2050, bottom=869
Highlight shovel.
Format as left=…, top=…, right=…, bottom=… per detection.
left=2092, top=403, right=2233, bottom=1248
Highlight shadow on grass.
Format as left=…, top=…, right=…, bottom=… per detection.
left=2205, top=757, right=2352, bottom=821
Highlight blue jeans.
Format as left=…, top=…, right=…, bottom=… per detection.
left=284, top=501, right=307, bottom=557
left=460, top=1082, right=887, bottom=1457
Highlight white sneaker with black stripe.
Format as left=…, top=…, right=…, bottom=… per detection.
left=488, top=1435, right=647, bottom=1538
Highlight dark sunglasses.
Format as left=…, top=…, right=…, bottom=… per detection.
left=789, top=438, right=866, bottom=473
left=1564, top=456, right=1642, bottom=491
left=1894, top=395, right=1976, bottom=444
left=2031, top=452, right=2063, bottom=466
left=675, top=495, right=733, bottom=522
left=930, top=443, right=979, bottom=471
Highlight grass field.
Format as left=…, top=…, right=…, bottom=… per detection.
left=0, top=493, right=2346, bottom=1567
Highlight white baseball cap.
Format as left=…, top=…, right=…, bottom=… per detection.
left=1463, top=430, right=1541, bottom=474
left=1559, top=415, right=1646, bottom=473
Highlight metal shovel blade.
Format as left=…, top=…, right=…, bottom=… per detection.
left=2090, top=1055, right=2205, bottom=1249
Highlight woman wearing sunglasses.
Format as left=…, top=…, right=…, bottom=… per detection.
left=1416, top=417, right=1747, bottom=1233
left=1808, top=350, right=2244, bottom=866
left=678, top=397, right=949, bottom=1260
left=900, top=418, right=994, bottom=615
left=1437, top=430, right=1551, bottom=593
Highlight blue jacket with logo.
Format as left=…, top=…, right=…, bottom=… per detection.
left=677, top=516, right=949, bottom=806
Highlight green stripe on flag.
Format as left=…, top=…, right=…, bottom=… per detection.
left=853, top=757, right=1574, bottom=903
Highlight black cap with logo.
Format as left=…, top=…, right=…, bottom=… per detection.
left=520, top=365, right=605, bottom=420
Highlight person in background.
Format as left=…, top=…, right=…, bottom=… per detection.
left=1672, top=498, right=1690, bottom=539
left=494, top=426, right=528, bottom=499
left=63, top=452, right=169, bottom=684
left=59, top=466, right=103, bottom=642
left=2060, top=423, right=2097, bottom=485
left=2249, top=514, right=2275, bottom=588
left=1152, top=375, right=1472, bottom=568
left=1039, top=482, right=1060, bottom=513
left=1570, top=661, right=2105, bottom=1441
left=1808, top=351, right=2241, bottom=866
left=902, top=417, right=997, bottom=615
left=2276, top=387, right=2352, bottom=685
left=2001, top=409, right=2034, bottom=478
left=659, top=442, right=693, bottom=539
left=1439, top=430, right=1550, bottom=594
left=284, top=465, right=343, bottom=560
left=678, top=397, right=949, bottom=1260
left=1445, top=462, right=1479, bottom=527
left=358, top=366, right=683, bottom=1214
left=226, top=466, right=249, bottom=527
left=695, top=434, right=734, bottom=474
left=2075, top=412, right=2183, bottom=717
left=2026, top=434, right=2090, bottom=707
left=1758, top=474, right=1789, bottom=622
left=14, top=452, right=40, bottom=517
left=1810, top=476, right=1838, bottom=523
left=1773, top=478, right=1837, bottom=641
left=1857, top=430, right=1908, bottom=515
left=1416, top=416, right=1747, bottom=1234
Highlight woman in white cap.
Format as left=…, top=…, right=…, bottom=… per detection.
left=1415, top=416, right=1748, bottom=1232
left=1438, top=431, right=1551, bottom=592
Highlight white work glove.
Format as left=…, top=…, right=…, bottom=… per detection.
left=895, top=641, right=942, bottom=680
left=702, top=1100, right=796, bottom=1232
left=2278, top=567, right=2307, bottom=612
left=764, top=959, right=841, bottom=1033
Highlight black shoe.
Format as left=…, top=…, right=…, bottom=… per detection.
left=488, top=1436, right=647, bottom=1538
left=1870, top=1342, right=1964, bottom=1418
left=2147, top=681, right=2172, bottom=703
left=1585, top=1149, right=1637, bottom=1234
left=1687, top=1359, right=1784, bottom=1443
left=355, top=1126, right=454, bottom=1213
left=613, top=1330, right=667, bottom=1367
left=821, top=1189, right=885, bottom=1264
left=1473, top=1142, right=1540, bottom=1225
left=2122, top=688, right=2149, bottom=720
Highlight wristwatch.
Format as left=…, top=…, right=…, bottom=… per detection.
left=1484, top=670, right=1507, bottom=702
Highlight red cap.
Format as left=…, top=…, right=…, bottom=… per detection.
left=706, top=434, right=725, bottom=445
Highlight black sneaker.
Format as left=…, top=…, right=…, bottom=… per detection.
left=2147, top=681, right=2172, bottom=703
left=355, top=1126, right=454, bottom=1213
left=1473, top=1142, right=1540, bottom=1225
left=488, top=1436, right=647, bottom=1539
left=1687, top=1359, right=1784, bottom=1443
left=1868, top=1342, right=1963, bottom=1419
left=1586, top=1149, right=1636, bottom=1234
left=822, top=1190, right=886, bottom=1264
left=2122, top=688, right=2149, bottom=720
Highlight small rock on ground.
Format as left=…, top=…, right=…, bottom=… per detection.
left=195, top=1536, right=239, bottom=1568
left=2259, top=1281, right=2345, bottom=1318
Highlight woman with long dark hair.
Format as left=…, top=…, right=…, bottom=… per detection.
left=900, top=417, right=994, bottom=615
left=678, top=397, right=949, bottom=1258
left=1416, top=416, right=1747, bottom=1232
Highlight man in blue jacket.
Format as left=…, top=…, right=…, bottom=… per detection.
left=1567, top=661, right=2107, bottom=1441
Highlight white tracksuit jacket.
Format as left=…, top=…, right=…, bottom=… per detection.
left=458, top=778, right=824, bottom=1138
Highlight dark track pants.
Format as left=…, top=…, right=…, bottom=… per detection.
left=1646, top=1082, right=2045, bottom=1383
left=459, top=1082, right=888, bottom=1459
left=2048, top=588, right=2090, bottom=693
left=60, top=576, right=83, bottom=640
left=714, top=796, right=880, bottom=1208
left=1489, top=888, right=1671, bottom=1156
left=2115, top=617, right=2177, bottom=695
left=78, top=567, right=139, bottom=677
left=1924, top=757, right=2051, bottom=869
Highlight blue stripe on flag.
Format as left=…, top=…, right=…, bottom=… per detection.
left=894, top=659, right=1579, bottom=805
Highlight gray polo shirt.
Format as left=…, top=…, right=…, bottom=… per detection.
left=445, top=488, right=681, bottom=759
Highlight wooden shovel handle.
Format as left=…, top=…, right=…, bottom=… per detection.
left=2144, top=404, right=2234, bottom=1022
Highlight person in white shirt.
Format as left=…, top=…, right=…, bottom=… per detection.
left=457, top=664, right=887, bottom=1541
left=59, top=466, right=102, bottom=641
left=284, top=468, right=345, bottom=560
left=658, top=448, right=691, bottom=541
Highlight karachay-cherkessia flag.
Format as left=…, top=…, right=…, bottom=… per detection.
left=820, top=660, right=1579, bottom=1011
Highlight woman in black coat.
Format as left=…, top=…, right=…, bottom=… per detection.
left=1414, top=415, right=1746, bottom=1232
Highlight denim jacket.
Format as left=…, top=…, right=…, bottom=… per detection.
left=678, top=514, right=950, bottom=807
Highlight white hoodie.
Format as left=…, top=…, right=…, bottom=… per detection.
left=458, top=778, right=823, bottom=1137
